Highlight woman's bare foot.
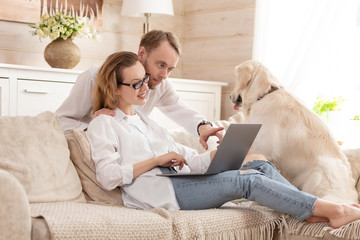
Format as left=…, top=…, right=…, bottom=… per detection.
left=351, top=203, right=360, bottom=208
left=306, top=203, right=360, bottom=224
left=328, top=204, right=360, bottom=229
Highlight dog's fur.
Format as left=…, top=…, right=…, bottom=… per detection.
left=230, top=60, right=358, bottom=203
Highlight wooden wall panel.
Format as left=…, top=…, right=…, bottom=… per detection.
left=184, top=8, right=254, bottom=39
left=182, top=65, right=237, bottom=90
left=0, top=0, right=255, bottom=118
left=182, top=0, right=255, bottom=119
left=184, top=0, right=255, bottom=13
left=0, top=21, right=48, bottom=52
left=0, top=0, right=40, bottom=23
left=0, top=49, right=46, bottom=67
left=103, top=1, right=142, bottom=34
left=182, top=36, right=253, bottom=66
left=0, top=0, right=183, bottom=77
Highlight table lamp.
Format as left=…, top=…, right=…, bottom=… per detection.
left=121, top=0, right=174, bottom=34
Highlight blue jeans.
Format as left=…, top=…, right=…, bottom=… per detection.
left=170, top=160, right=317, bottom=221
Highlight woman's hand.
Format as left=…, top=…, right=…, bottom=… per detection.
left=133, top=152, right=188, bottom=180
left=155, top=152, right=188, bottom=170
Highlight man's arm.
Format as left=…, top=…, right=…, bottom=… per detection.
left=56, top=67, right=99, bottom=132
left=154, top=80, right=224, bottom=149
left=155, top=80, right=205, bottom=136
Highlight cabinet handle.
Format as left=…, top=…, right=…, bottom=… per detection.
left=24, top=89, right=48, bottom=94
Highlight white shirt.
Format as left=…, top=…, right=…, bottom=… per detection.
left=56, top=67, right=205, bottom=136
left=86, top=108, right=211, bottom=210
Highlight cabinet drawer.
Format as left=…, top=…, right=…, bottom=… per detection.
left=149, top=91, right=215, bottom=130
left=17, top=80, right=74, bottom=116
left=177, top=91, right=215, bottom=121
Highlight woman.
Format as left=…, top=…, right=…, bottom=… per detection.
left=86, top=51, right=360, bottom=229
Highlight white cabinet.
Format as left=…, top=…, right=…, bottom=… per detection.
left=0, top=77, right=10, bottom=116
left=0, top=64, right=227, bottom=129
left=0, top=64, right=81, bottom=116
left=17, top=80, right=74, bottom=116
left=149, top=78, right=226, bottom=129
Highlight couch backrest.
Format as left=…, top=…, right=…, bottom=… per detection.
left=0, top=111, right=84, bottom=203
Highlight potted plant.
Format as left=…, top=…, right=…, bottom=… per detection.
left=29, top=11, right=96, bottom=69
left=312, top=96, right=344, bottom=123
left=352, top=115, right=360, bottom=120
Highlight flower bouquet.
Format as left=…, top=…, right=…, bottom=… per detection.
left=29, top=11, right=96, bottom=41
left=29, top=11, right=96, bottom=69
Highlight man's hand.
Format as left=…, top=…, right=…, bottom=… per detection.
left=92, top=108, right=116, bottom=119
left=198, top=124, right=224, bottom=150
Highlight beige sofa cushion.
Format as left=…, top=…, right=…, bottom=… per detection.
left=0, top=169, right=31, bottom=240
left=30, top=200, right=282, bottom=240
left=66, top=129, right=123, bottom=206
left=0, top=111, right=84, bottom=203
left=31, top=202, right=172, bottom=239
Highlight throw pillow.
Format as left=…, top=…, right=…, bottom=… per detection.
left=66, top=129, right=123, bottom=206
left=0, top=111, right=84, bottom=202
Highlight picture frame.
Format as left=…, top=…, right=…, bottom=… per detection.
left=0, top=0, right=103, bottom=29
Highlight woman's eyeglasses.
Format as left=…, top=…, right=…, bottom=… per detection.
left=119, top=73, right=150, bottom=90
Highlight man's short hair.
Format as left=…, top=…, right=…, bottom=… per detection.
left=139, top=30, right=181, bottom=56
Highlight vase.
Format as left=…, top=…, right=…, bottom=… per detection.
left=44, top=38, right=81, bottom=69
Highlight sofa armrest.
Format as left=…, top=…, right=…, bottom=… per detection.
left=0, top=169, right=31, bottom=240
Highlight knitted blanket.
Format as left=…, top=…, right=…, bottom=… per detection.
left=31, top=200, right=282, bottom=240
left=278, top=215, right=360, bottom=240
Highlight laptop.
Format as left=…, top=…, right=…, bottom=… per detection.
left=157, top=123, right=262, bottom=177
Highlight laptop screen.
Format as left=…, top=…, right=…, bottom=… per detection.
left=205, top=123, right=261, bottom=174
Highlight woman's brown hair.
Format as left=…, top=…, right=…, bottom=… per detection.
left=92, top=51, right=138, bottom=113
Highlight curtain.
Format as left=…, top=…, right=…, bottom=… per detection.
left=252, top=0, right=360, bottom=117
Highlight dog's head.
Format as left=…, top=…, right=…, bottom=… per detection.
left=230, top=60, right=282, bottom=110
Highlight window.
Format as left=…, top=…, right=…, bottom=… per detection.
left=253, top=0, right=360, bottom=147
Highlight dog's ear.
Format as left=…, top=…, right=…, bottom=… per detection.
left=242, top=61, right=281, bottom=104
left=252, top=66, right=272, bottom=91
left=230, top=61, right=253, bottom=104
left=251, top=62, right=282, bottom=91
left=257, top=65, right=282, bottom=90
left=235, top=61, right=254, bottom=89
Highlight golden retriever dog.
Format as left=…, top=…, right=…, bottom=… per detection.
left=230, top=60, right=358, bottom=203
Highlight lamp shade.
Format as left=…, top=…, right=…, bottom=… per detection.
left=121, top=0, right=174, bottom=17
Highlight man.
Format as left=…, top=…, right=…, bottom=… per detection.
left=56, top=30, right=223, bottom=149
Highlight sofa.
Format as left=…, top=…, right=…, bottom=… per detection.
left=0, top=111, right=359, bottom=240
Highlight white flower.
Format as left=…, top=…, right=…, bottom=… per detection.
left=36, top=29, right=45, bottom=37
left=43, top=27, right=50, bottom=35
left=48, top=18, right=56, bottom=27
left=57, top=26, right=62, bottom=33
left=49, top=31, right=60, bottom=40
left=41, top=13, right=50, bottom=21
left=29, top=11, right=97, bottom=41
